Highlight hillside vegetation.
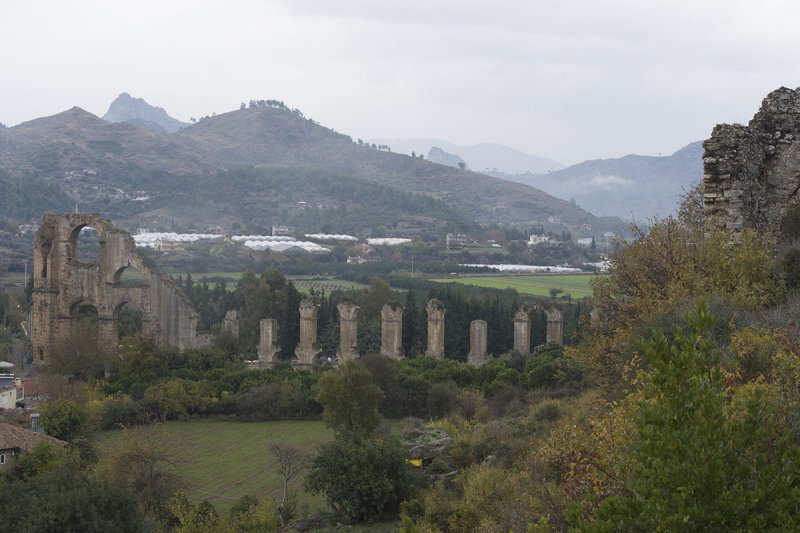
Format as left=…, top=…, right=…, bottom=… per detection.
left=0, top=102, right=622, bottom=234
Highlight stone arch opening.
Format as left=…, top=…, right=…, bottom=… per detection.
left=73, top=301, right=99, bottom=326
left=70, top=224, right=102, bottom=264
left=115, top=300, right=143, bottom=338
left=115, top=265, right=144, bottom=287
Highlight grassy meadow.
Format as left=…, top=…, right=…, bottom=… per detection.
left=429, top=274, right=597, bottom=298
left=93, top=419, right=332, bottom=514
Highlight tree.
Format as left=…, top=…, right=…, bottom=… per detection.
left=101, top=425, right=181, bottom=516
left=588, top=301, right=800, bottom=531
left=39, top=398, right=88, bottom=441
left=16, top=441, right=66, bottom=480
left=304, top=430, right=413, bottom=522
left=0, top=468, right=143, bottom=532
left=316, top=360, right=385, bottom=433
left=268, top=442, right=307, bottom=526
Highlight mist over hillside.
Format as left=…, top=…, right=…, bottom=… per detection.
left=496, top=142, right=704, bottom=220
left=370, top=138, right=566, bottom=175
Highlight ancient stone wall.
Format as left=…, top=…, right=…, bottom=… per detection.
left=704, top=87, right=800, bottom=239
left=32, top=212, right=199, bottom=364
left=336, top=302, right=359, bottom=362
left=380, top=304, right=404, bottom=359
left=467, top=319, right=488, bottom=366
left=425, top=299, right=445, bottom=358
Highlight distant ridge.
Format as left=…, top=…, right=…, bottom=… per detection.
left=102, top=92, right=189, bottom=133
left=0, top=101, right=624, bottom=234
left=494, top=142, right=704, bottom=220
left=370, top=138, right=565, bottom=175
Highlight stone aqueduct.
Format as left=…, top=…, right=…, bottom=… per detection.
left=32, top=213, right=201, bottom=364
left=32, top=213, right=564, bottom=368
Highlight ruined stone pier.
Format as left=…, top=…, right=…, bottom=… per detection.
left=294, top=298, right=321, bottom=369
left=545, top=309, right=564, bottom=345
left=468, top=319, right=488, bottom=366
left=513, top=308, right=532, bottom=355
left=336, top=302, right=359, bottom=362
left=380, top=304, right=404, bottom=359
left=257, top=318, right=280, bottom=366
left=426, top=299, right=445, bottom=358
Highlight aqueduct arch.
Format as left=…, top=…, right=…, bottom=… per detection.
left=32, top=212, right=200, bottom=364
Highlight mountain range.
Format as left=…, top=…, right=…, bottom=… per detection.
left=0, top=95, right=622, bottom=235
left=373, top=138, right=703, bottom=221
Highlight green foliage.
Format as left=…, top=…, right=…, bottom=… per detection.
left=16, top=441, right=66, bottom=480
left=39, top=398, right=89, bottom=441
left=101, top=425, right=181, bottom=516
left=0, top=468, right=143, bottom=532
left=305, top=430, right=414, bottom=523
left=143, top=378, right=215, bottom=421
left=316, top=360, right=385, bottom=433
left=781, top=203, right=800, bottom=239
left=588, top=301, right=800, bottom=531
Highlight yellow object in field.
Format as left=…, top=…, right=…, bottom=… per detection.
left=406, top=458, right=423, bottom=467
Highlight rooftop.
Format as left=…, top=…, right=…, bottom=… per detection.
left=0, top=422, right=67, bottom=451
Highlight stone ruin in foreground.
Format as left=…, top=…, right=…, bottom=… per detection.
left=32, top=212, right=565, bottom=369
left=704, top=86, right=800, bottom=240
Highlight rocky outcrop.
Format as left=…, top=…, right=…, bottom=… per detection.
left=102, top=92, right=189, bottom=133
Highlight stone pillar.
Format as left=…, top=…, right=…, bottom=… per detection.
left=380, top=304, right=404, bottom=359
left=337, top=302, right=359, bottom=362
left=545, top=308, right=564, bottom=345
left=257, top=318, right=280, bottom=366
left=97, top=315, right=118, bottom=356
left=221, top=310, right=239, bottom=336
left=513, top=309, right=531, bottom=355
left=294, top=298, right=321, bottom=369
left=468, top=319, right=488, bottom=366
left=426, top=299, right=445, bottom=358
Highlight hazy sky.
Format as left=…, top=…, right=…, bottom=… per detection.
left=4, top=0, right=800, bottom=165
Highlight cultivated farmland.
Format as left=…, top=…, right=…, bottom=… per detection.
left=93, top=419, right=332, bottom=514
left=429, top=274, right=596, bottom=298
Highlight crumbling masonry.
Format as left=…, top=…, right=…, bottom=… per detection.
left=426, top=299, right=446, bottom=358
left=380, top=304, right=404, bottom=359
left=294, top=298, right=322, bottom=369
left=512, top=305, right=563, bottom=354
left=257, top=318, right=280, bottom=366
left=32, top=213, right=199, bottom=364
left=336, top=302, right=360, bottom=362
left=704, top=86, right=800, bottom=239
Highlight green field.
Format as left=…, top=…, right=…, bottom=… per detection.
left=430, top=274, right=597, bottom=298
left=294, top=279, right=368, bottom=294
left=93, top=419, right=332, bottom=514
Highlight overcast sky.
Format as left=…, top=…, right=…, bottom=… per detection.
left=3, top=0, right=800, bottom=165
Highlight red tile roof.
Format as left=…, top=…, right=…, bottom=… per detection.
left=0, top=422, right=67, bottom=451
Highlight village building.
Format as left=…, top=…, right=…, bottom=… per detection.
left=0, top=419, right=67, bottom=474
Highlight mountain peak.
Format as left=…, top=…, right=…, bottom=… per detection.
left=102, top=93, right=188, bottom=133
